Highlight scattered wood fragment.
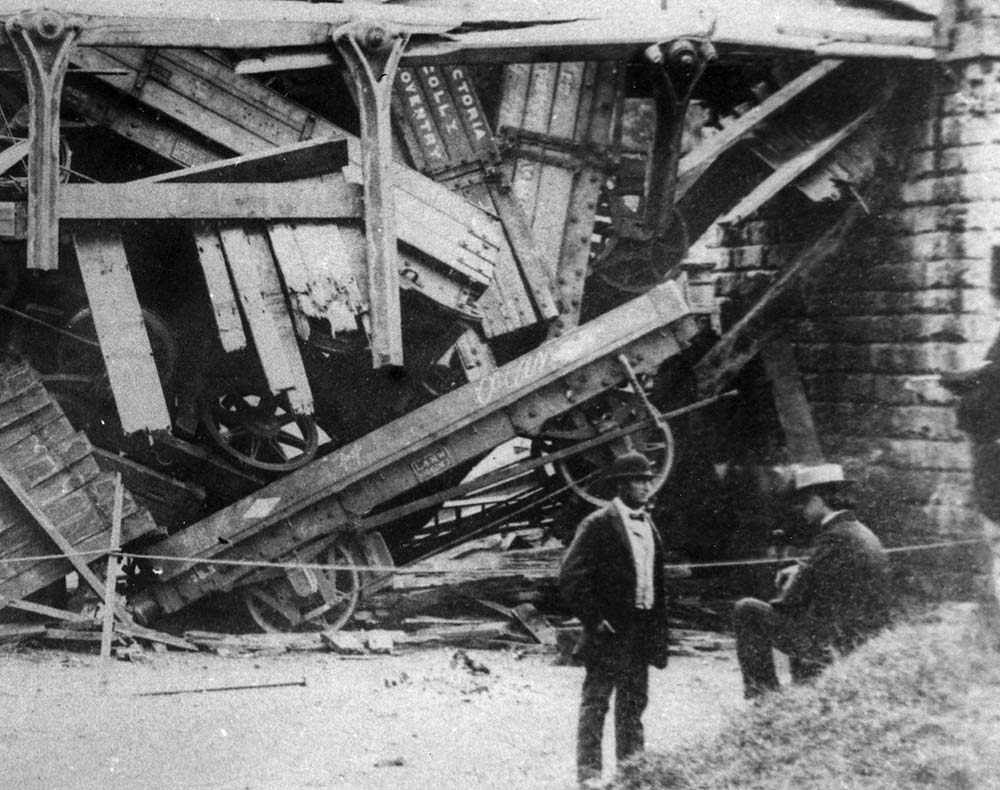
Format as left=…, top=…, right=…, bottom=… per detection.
left=322, top=630, right=366, bottom=655
left=183, top=630, right=324, bottom=656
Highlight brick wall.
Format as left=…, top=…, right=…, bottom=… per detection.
left=716, top=4, right=1000, bottom=597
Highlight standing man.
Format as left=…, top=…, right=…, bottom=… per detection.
left=733, top=463, right=891, bottom=698
left=559, top=451, right=670, bottom=787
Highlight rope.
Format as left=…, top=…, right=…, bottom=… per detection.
left=0, top=537, right=985, bottom=573
left=0, top=303, right=102, bottom=347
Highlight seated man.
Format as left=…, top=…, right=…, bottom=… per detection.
left=733, top=463, right=891, bottom=698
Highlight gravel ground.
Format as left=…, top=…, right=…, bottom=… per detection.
left=0, top=643, right=745, bottom=790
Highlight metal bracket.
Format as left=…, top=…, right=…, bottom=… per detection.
left=496, top=125, right=618, bottom=173
left=590, top=39, right=713, bottom=293
left=5, top=9, right=80, bottom=271
left=334, top=22, right=408, bottom=369
left=643, top=38, right=714, bottom=253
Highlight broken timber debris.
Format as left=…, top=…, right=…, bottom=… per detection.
left=0, top=0, right=936, bottom=642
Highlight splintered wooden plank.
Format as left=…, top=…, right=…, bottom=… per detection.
left=217, top=226, right=314, bottom=414
left=192, top=227, right=247, bottom=352
left=72, top=231, right=172, bottom=434
left=76, top=43, right=505, bottom=304
left=266, top=222, right=365, bottom=338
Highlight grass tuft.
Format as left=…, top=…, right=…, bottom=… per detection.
left=616, top=604, right=1000, bottom=790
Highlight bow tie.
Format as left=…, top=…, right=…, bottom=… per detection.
left=628, top=512, right=646, bottom=521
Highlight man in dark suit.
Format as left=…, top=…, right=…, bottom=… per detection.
left=559, top=451, right=670, bottom=787
left=734, top=463, right=891, bottom=698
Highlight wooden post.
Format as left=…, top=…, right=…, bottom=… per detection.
left=100, top=473, right=124, bottom=665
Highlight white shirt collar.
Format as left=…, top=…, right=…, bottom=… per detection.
left=820, top=509, right=847, bottom=527
left=613, top=497, right=648, bottom=525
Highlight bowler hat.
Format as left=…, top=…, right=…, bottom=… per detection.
left=792, top=463, right=852, bottom=493
left=606, top=451, right=655, bottom=481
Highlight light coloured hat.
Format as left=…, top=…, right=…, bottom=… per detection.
left=792, top=463, right=852, bottom=492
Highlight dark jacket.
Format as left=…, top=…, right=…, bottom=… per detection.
left=773, top=510, right=891, bottom=651
left=559, top=501, right=670, bottom=668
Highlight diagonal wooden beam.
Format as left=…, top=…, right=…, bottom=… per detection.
left=675, top=59, right=844, bottom=201
left=761, top=340, right=824, bottom=463
left=0, top=460, right=131, bottom=622
left=716, top=103, right=881, bottom=228
left=694, top=202, right=864, bottom=397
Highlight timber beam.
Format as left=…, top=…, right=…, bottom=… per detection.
left=55, top=180, right=363, bottom=220
left=130, top=280, right=698, bottom=620
left=693, top=203, right=864, bottom=396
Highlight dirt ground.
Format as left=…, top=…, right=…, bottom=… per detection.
left=0, top=642, right=745, bottom=790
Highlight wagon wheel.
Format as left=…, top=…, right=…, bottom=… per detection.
left=54, top=306, right=179, bottom=399
left=590, top=201, right=689, bottom=295
left=533, top=390, right=674, bottom=506
left=242, top=540, right=363, bottom=633
left=200, top=383, right=319, bottom=473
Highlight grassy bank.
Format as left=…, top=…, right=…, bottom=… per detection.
left=618, top=604, right=1000, bottom=790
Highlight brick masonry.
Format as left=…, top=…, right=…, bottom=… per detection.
left=715, top=2, right=1000, bottom=596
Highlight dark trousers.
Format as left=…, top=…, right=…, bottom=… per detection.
left=733, top=597, right=829, bottom=698
left=576, top=620, right=651, bottom=783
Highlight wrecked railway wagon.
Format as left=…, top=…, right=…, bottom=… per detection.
left=0, top=0, right=985, bottom=634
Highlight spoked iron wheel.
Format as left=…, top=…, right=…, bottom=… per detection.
left=200, top=384, right=319, bottom=473
left=533, top=390, right=674, bottom=506
left=54, top=306, right=179, bottom=400
left=242, top=540, right=363, bottom=633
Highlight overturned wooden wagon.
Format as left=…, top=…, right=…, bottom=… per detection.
left=0, top=0, right=933, bottom=634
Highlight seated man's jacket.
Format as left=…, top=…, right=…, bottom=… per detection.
left=558, top=501, right=669, bottom=668
left=773, top=510, right=891, bottom=652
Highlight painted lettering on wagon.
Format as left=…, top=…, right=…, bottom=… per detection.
left=397, top=69, right=447, bottom=167
left=420, top=66, right=464, bottom=143
left=474, top=348, right=550, bottom=406
left=448, top=67, right=490, bottom=149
